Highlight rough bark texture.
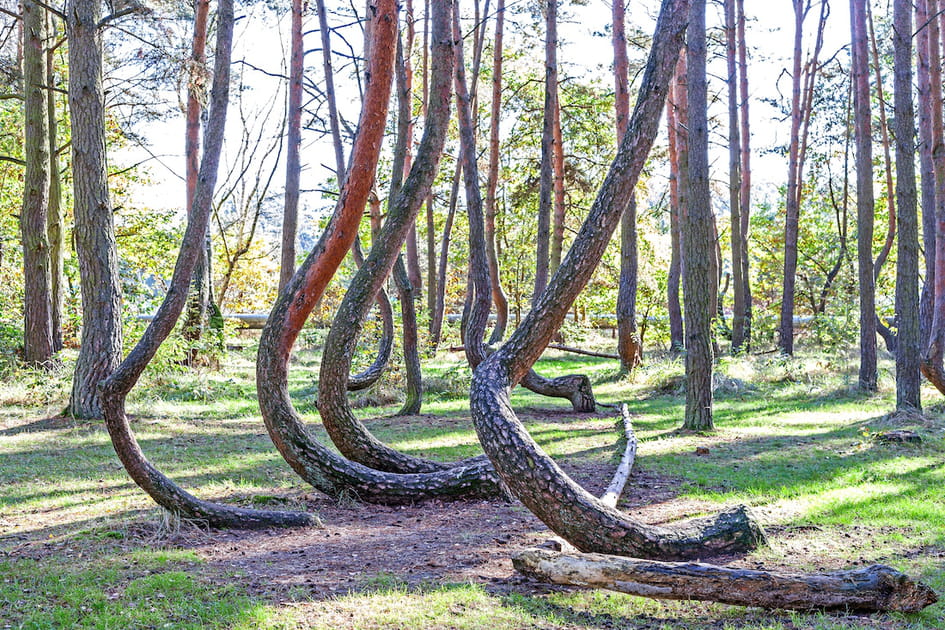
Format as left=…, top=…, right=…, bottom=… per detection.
left=918, top=0, right=936, bottom=346
left=257, top=0, right=500, bottom=503
left=851, top=0, right=877, bottom=392
left=67, top=0, right=123, bottom=417
left=683, top=0, right=714, bottom=431
left=279, top=0, right=303, bottom=291
left=469, top=0, right=765, bottom=559
left=21, top=0, right=54, bottom=368
left=95, top=0, right=313, bottom=528
left=484, top=0, right=508, bottom=344
left=894, top=0, right=920, bottom=408
left=514, top=549, right=937, bottom=613
left=725, top=0, right=746, bottom=354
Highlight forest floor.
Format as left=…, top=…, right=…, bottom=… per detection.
left=1, top=341, right=944, bottom=629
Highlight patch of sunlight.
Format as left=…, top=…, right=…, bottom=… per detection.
left=390, top=431, right=485, bottom=453
left=762, top=482, right=908, bottom=523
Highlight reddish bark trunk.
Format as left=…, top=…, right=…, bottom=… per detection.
left=918, top=0, right=937, bottom=346
left=736, top=0, right=752, bottom=349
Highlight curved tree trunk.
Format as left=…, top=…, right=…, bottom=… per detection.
left=453, top=0, right=595, bottom=413
left=67, top=0, right=122, bottom=417
left=345, top=235, right=395, bottom=392
left=96, top=0, right=313, bottom=528
left=683, top=0, right=715, bottom=431
left=469, top=0, right=764, bottom=560
left=257, top=0, right=500, bottom=502
left=21, top=0, right=55, bottom=369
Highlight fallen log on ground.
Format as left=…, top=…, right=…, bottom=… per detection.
left=600, top=403, right=637, bottom=508
left=513, top=548, right=938, bottom=613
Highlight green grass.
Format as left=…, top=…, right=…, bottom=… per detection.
left=1, top=345, right=943, bottom=628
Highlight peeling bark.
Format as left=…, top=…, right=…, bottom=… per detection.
left=514, top=549, right=937, bottom=613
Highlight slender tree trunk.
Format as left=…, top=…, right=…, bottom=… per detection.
left=279, top=0, right=304, bottom=291
left=21, top=0, right=54, bottom=368
left=484, top=0, right=508, bottom=344
left=867, top=3, right=896, bottom=281
left=403, top=0, right=423, bottom=294
left=67, top=0, right=123, bottom=417
left=851, top=0, right=877, bottom=391
left=46, top=16, right=63, bottom=353
left=726, top=0, right=746, bottom=353
left=549, top=73, right=566, bottom=275
left=667, top=55, right=685, bottom=354
left=533, top=0, right=557, bottom=304
left=683, top=0, right=714, bottom=431
left=778, top=1, right=807, bottom=356
left=922, top=0, right=945, bottom=396
left=613, top=0, right=641, bottom=371
left=918, top=0, right=936, bottom=346
left=430, top=160, right=460, bottom=349
left=895, top=0, right=921, bottom=408
left=736, top=0, right=751, bottom=349
left=181, top=0, right=211, bottom=364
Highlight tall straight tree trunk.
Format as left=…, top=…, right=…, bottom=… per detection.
left=485, top=0, right=508, bottom=344
left=683, top=0, right=714, bottom=431
left=47, top=16, right=63, bottom=353
left=918, top=0, right=936, bottom=346
left=613, top=0, right=641, bottom=371
left=736, top=0, right=751, bottom=349
left=725, top=0, right=746, bottom=353
left=534, top=0, right=557, bottom=304
left=403, top=0, right=423, bottom=294
left=182, top=0, right=211, bottom=363
left=429, top=161, right=460, bottom=349
left=66, top=0, right=122, bottom=418
left=778, top=1, right=807, bottom=356
left=668, top=52, right=688, bottom=354
left=549, top=79, right=566, bottom=274
left=21, top=0, right=54, bottom=368
left=279, top=0, right=304, bottom=291
left=895, top=0, right=920, bottom=408
left=851, top=0, right=877, bottom=391
left=921, top=0, right=945, bottom=396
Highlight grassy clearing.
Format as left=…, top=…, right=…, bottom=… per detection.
left=0, top=344, right=943, bottom=629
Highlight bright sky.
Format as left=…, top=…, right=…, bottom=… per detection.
left=121, top=0, right=854, bottom=236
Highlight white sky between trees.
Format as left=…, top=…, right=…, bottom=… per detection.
left=120, top=0, right=852, bottom=259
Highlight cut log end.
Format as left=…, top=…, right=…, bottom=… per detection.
left=513, top=548, right=938, bottom=613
